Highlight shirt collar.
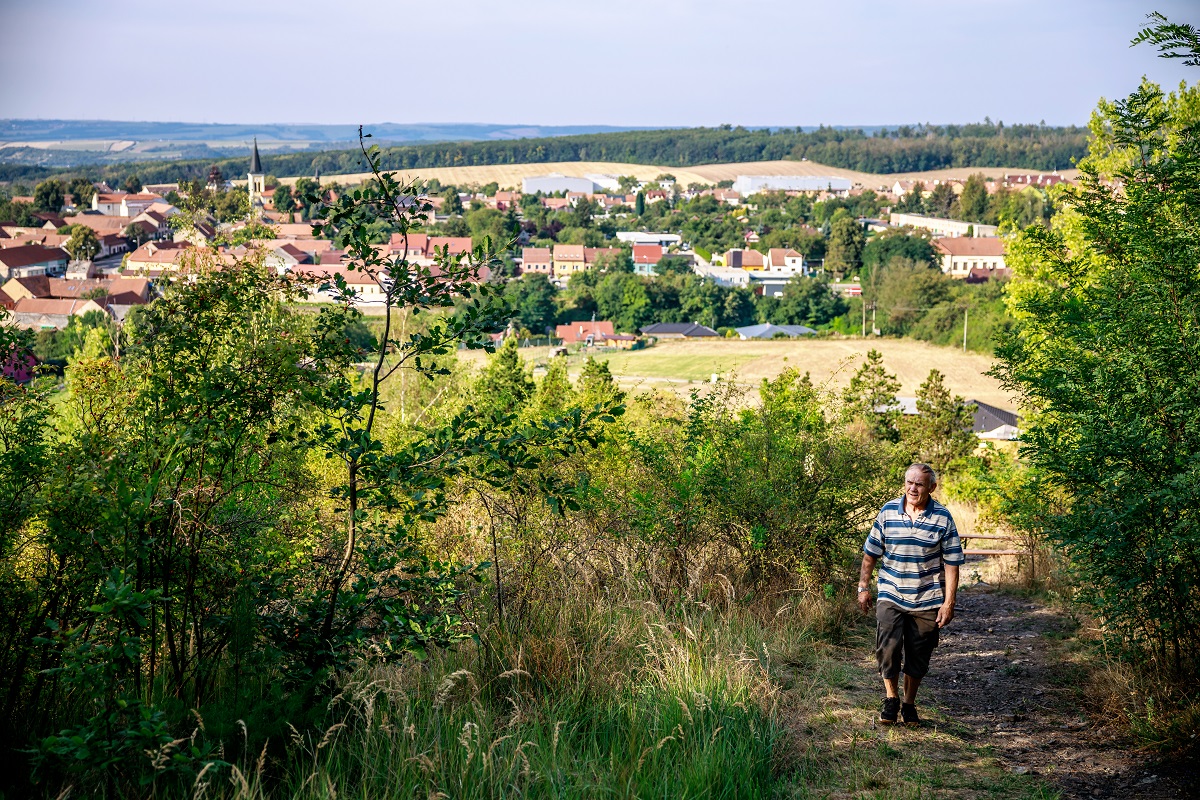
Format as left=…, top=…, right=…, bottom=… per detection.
left=902, top=496, right=932, bottom=518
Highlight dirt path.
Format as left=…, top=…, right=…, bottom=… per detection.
left=928, top=583, right=1192, bottom=799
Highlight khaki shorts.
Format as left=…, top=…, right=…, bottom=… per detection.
left=875, top=600, right=940, bottom=679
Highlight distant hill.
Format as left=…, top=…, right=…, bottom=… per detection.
left=0, top=119, right=653, bottom=145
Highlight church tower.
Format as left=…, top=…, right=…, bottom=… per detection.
left=247, top=138, right=265, bottom=215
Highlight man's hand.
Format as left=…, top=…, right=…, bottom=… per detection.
left=857, top=588, right=872, bottom=614
left=936, top=601, right=955, bottom=628
left=857, top=554, right=877, bottom=614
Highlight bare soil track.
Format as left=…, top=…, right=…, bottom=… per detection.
left=927, top=583, right=1194, bottom=799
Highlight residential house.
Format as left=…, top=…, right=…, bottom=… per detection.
left=92, top=193, right=127, bottom=215
left=389, top=232, right=430, bottom=260
left=932, top=237, right=1008, bottom=279
left=0, top=286, right=17, bottom=311
left=615, top=232, right=682, bottom=248
left=1, top=232, right=70, bottom=250
left=723, top=248, right=765, bottom=270
left=519, top=247, right=552, bottom=277
left=552, top=244, right=586, bottom=277
left=764, top=248, right=804, bottom=274
left=694, top=265, right=752, bottom=288
left=64, top=260, right=98, bottom=280
left=492, top=190, right=521, bottom=210
left=889, top=213, right=998, bottom=238
left=555, top=320, right=616, bottom=345
left=967, top=399, right=1020, bottom=440
left=124, top=241, right=195, bottom=275
left=63, top=213, right=132, bottom=237
left=748, top=273, right=791, bottom=297
left=584, top=247, right=622, bottom=269
left=1004, top=173, right=1069, bottom=189
left=1, top=275, right=51, bottom=302
left=47, top=277, right=151, bottom=306
left=425, top=236, right=473, bottom=263
left=99, top=233, right=131, bottom=258
left=706, top=188, right=741, bottom=206
left=293, top=264, right=386, bottom=305
left=10, top=297, right=107, bottom=330
left=639, top=322, right=719, bottom=339
left=130, top=208, right=173, bottom=239
left=33, top=212, right=68, bottom=229
left=541, top=197, right=572, bottom=212
left=632, top=244, right=665, bottom=276
left=0, top=245, right=70, bottom=280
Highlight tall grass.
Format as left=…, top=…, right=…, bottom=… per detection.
left=189, top=596, right=853, bottom=800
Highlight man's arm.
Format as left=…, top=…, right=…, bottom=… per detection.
left=857, top=554, right=877, bottom=613
left=936, top=563, right=959, bottom=627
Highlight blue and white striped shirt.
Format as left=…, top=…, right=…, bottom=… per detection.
left=863, top=496, right=965, bottom=611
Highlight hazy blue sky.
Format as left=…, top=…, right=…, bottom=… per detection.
left=1, top=0, right=1195, bottom=127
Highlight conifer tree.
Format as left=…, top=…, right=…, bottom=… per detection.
left=842, top=348, right=901, bottom=441
left=902, top=368, right=976, bottom=473
left=577, top=356, right=624, bottom=406
left=533, top=355, right=574, bottom=416
left=474, top=335, right=534, bottom=417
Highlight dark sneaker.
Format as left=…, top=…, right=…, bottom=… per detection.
left=901, top=703, right=920, bottom=726
left=880, top=697, right=900, bottom=724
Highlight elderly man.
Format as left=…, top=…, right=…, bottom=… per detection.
left=857, top=463, right=964, bottom=725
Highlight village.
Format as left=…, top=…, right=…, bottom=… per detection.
left=0, top=138, right=1063, bottom=340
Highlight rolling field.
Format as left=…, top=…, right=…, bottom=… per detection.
left=269, top=159, right=1077, bottom=193
left=461, top=337, right=1017, bottom=410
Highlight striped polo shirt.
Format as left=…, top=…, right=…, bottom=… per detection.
left=863, top=496, right=965, bottom=611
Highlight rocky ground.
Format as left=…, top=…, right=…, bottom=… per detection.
left=928, top=584, right=1194, bottom=799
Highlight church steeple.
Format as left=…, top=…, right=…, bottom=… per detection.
left=250, top=137, right=262, bottom=174
left=247, top=137, right=265, bottom=216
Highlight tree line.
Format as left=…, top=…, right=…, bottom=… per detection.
left=1, top=122, right=1089, bottom=185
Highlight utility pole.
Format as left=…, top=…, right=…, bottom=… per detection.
left=861, top=296, right=866, bottom=337
left=963, top=306, right=969, bottom=351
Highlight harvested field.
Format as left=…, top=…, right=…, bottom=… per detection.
left=270, top=158, right=1077, bottom=193
left=460, top=337, right=1017, bottom=411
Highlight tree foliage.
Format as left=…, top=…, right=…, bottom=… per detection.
left=995, top=17, right=1200, bottom=674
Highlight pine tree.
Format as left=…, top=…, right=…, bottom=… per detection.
left=634, top=191, right=646, bottom=216
left=533, top=355, right=575, bottom=416
left=902, top=368, right=976, bottom=473
left=842, top=348, right=900, bottom=441
left=577, top=356, right=624, bottom=406
left=474, top=336, right=534, bottom=417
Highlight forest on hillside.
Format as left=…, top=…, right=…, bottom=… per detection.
left=0, top=122, right=1087, bottom=184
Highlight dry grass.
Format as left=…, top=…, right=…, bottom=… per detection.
left=460, top=338, right=1017, bottom=411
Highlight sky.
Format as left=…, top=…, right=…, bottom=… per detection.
left=0, top=0, right=1196, bottom=128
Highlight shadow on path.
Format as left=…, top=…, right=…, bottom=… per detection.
left=929, top=584, right=1192, bottom=799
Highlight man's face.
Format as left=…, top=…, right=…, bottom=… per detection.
left=904, top=469, right=933, bottom=508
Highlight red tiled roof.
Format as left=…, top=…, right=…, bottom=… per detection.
left=553, top=244, right=585, bottom=261
left=522, top=247, right=551, bottom=263
left=0, top=244, right=70, bottom=269
left=584, top=247, right=621, bottom=264
left=555, top=320, right=616, bottom=343
left=389, top=232, right=430, bottom=253
left=427, top=236, right=473, bottom=256
left=12, top=297, right=104, bottom=315
left=933, top=238, right=1006, bottom=256
left=4, top=275, right=51, bottom=297
left=632, top=244, right=664, bottom=264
